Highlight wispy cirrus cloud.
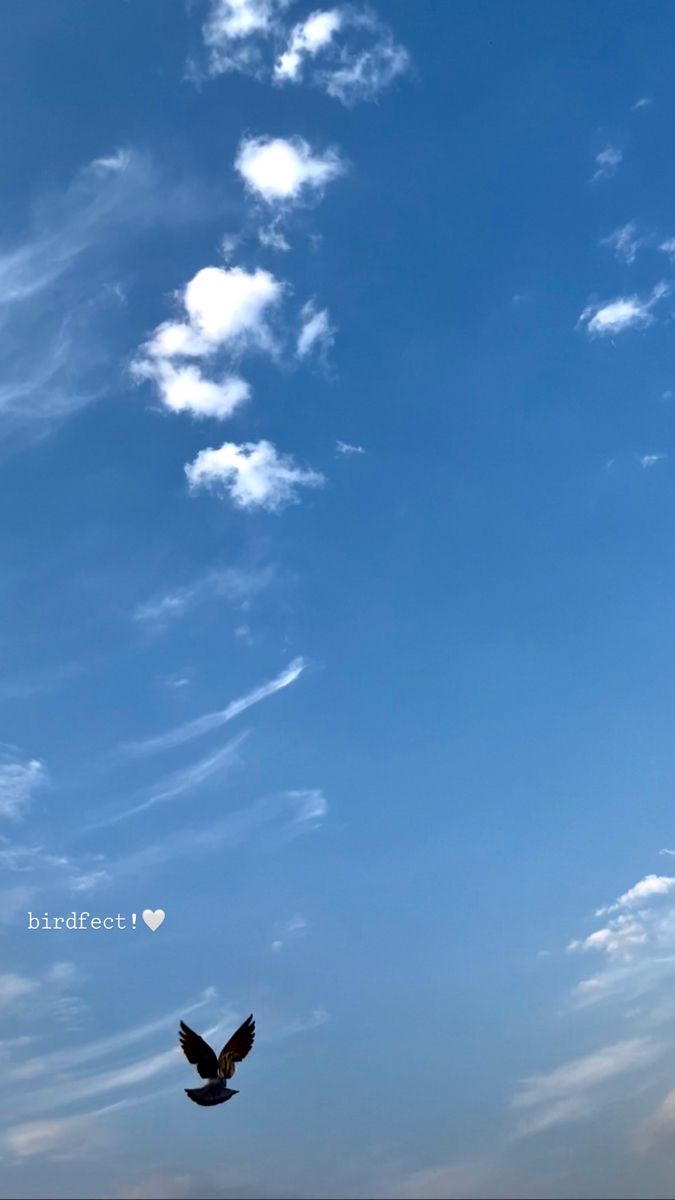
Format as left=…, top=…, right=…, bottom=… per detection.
left=0, top=751, right=47, bottom=821
left=601, top=221, right=645, bottom=264
left=591, top=144, right=623, bottom=183
left=296, top=300, right=335, bottom=361
left=91, top=735, right=246, bottom=829
left=0, top=148, right=210, bottom=439
left=122, top=657, right=306, bottom=757
left=511, top=1039, right=660, bottom=1137
left=133, top=563, right=275, bottom=631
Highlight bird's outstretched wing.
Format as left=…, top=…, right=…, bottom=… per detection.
left=179, top=1021, right=219, bottom=1080
left=218, top=1013, right=255, bottom=1079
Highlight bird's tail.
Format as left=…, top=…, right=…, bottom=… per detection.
left=184, top=1083, right=238, bottom=1107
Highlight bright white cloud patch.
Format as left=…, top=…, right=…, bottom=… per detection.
left=183, top=266, right=283, bottom=350
left=336, top=439, right=365, bottom=455
left=578, top=283, right=668, bottom=337
left=275, top=9, right=343, bottom=81
left=597, top=873, right=675, bottom=914
left=235, top=136, right=344, bottom=205
left=186, top=439, right=324, bottom=511
left=297, top=300, right=335, bottom=359
left=659, top=237, right=675, bottom=261
left=201, top=0, right=408, bottom=104
left=0, top=754, right=47, bottom=821
left=134, top=264, right=284, bottom=420
left=133, top=360, right=250, bottom=421
left=203, top=0, right=282, bottom=76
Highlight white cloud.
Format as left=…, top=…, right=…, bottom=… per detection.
left=601, top=221, right=644, bottom=264
left=183, top=265, right=282, bottom=350
left=4, top=1113, right=106, bottom=1160
left=258, top=221, right=291, bottom=252
left=134, top=564, right=275, bottom=629
left=591, top=144, right=623, bottom=182
left=578, top=283, right=668, bottom=337
left=512, top=1039, right=659, bottom=1137
left=200, top=0, right=408, bottom=104
left=186, top=438, right=324, bottom=511
left=640, top=1088, right=675, bottom=1148
left=632, top=96, right=653, bottom=111
left=659, top=237, right=675, bottom=261
left=336, top=439, right=365, bottom=455
left=271, top=914, right=308, bottom=952
left=93, top=735, right=245, bottom=828
left=275, top=9, right=343, bottom=81
left=0, top=972, right=37, bottom=1009
left=597, top=873, right=675, bottom=915
left=320, top=27, right=409, bottom=105
left=202, top=0, right=284, bottom=76
left=123, top=656, right=305, bottom=757
left=568, top=914, right=648, bottom=958
left=296, top=300, right=335, bottom=359
left=110, top=788, right=327, bottom=879
left=235, top=135, right=344, bottom=205
left=133, top=359, right=250, bottom=420
left=0, top=753, right=47, bottom=821
left=640, top=454, right=666, bottom=468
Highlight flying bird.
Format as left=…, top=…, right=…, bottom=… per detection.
left=179, top=1013, right=255, bottom=1106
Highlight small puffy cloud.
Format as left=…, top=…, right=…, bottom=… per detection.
left=591, top=144, right=623, bottom=182
left=601, top=221, right=644, bottom=264
left=185, top=439, right=324, bottom=511
left=202, top=0, right=283, bottom=76
left=140, top=266, right=283, bottom=359
left=296, top=300, right=335, bottom=359
left=133, top=360, right=250, bottom=421
left=275, top=9, right=343, bottom=81
left=201, top=0, right=408, bottom=104
left=632, top=96, right=653, bottom=111
left=134, top=265, right=284, bottom=420
left=578, top=282, right=668, bottom=337
left=0, top=752, right=47, bottom=820
left=183, top=265, right=283, bottom=352
left=640, top=453, right=666, bottom=469
left=659, top=237, right=675, bottom=261
left=568, top=915, right=648, bottom=958
left=336, top=439, right=365, bottom=455
left=235, top=135, right=344, bottom=205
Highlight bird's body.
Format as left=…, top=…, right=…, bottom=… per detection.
left=179, top=1013, right=255, bottom=1107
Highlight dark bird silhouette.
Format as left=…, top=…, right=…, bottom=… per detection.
left=179, top=1013, right=255, bottom=1106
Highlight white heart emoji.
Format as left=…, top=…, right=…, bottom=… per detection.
left=142, top=908, right=165, bottom=932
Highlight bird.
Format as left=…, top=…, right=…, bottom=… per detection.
left=179, top=1013, right=255, bottom=1106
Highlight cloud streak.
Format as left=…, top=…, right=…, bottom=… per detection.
left=122, top=657, right=306, bottom=757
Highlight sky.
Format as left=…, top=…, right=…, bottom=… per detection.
left=2, top=2, right=675, bottom=1197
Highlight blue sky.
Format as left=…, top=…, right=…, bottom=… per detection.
left=3, top=2, right=675, bottom=1197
